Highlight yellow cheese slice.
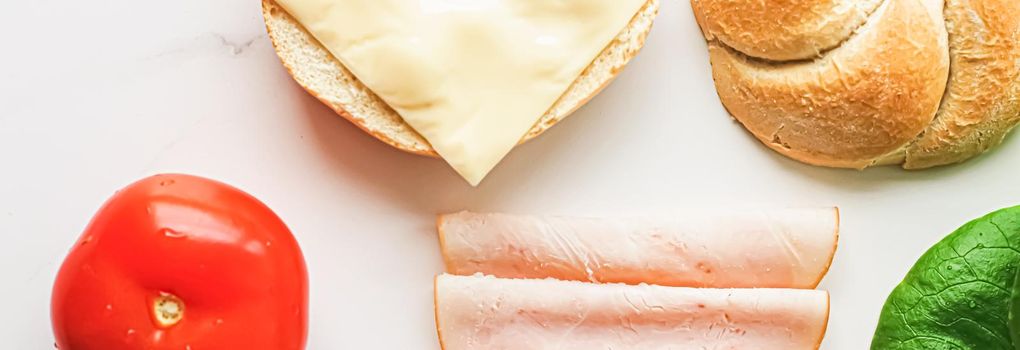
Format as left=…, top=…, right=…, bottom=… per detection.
left=274, top=0, right=648, bottom=185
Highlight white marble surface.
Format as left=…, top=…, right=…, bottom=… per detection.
left=2, top=0, right=1019, bottom=349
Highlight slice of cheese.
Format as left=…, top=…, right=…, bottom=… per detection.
left=435, top=274, right=830, bottom=349
left=439, top=208, right=839, bottom=289
left=274, top=0, right=648, bottom=185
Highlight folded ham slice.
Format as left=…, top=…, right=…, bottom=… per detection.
left=438, top=208, right=838, bottom=289
left=435, top=274, right=829, bottom=350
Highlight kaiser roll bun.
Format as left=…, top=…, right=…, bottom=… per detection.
left=692, top=0, right=1020, bottom=169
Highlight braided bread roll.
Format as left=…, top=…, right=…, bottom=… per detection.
left=692, top=0, right=1020, bottom=169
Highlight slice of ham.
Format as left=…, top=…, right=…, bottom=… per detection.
left=438, top=208, right=838, bottom=289
left=435, top=274, right=829, bottom=350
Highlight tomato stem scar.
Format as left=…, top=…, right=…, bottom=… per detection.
left=152, top=293, right=184, bottom=328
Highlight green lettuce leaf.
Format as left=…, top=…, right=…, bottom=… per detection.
left=1011, top=265, right=1020, bottom=350
left=872, top=206, right=1020, bottom=349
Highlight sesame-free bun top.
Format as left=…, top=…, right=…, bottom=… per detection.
left=693, top=0, right=1020, bottom=169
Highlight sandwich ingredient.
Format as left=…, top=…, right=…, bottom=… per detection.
left=262, top=0, right=659, bottom=158
left=435, top=274, right=830, bottom=350
left=701, top=0, right=948, bottom=168
left=693, top=0, right=883, bottom=61
left=439, top=208, right=838, bottom=288
left=872, top=206, right=1020, bottom=349
left=51, top=174, right=308, bottom=350
left=692, top=0, right=1020, bottom=169
left=905, top=0, right=1020, bottom=168
left=272, top=0, right=648, bottom=185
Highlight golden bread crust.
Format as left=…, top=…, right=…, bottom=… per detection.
left=707, top=0, right=949, bottom=168
left=693, top=0, right=882, bottom=61
left=695, top=0, right=1020, bottom=169
left=904, top=0, right=1020, bottom=168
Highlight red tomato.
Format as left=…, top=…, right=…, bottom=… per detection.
left=52, top=174, right=308, bottom=350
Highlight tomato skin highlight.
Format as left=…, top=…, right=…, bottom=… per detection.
left=52, top=174, right=308, bottom=350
